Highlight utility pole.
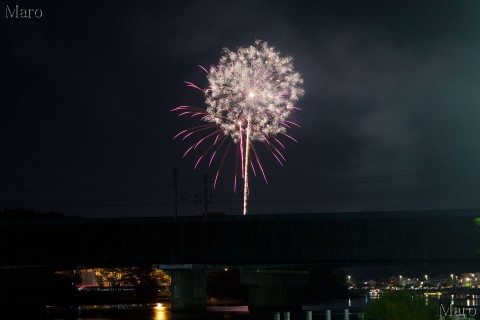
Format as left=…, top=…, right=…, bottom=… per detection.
left=173, top=168, right=178, bottom=222
left=204, top=174, right=209, bottom=218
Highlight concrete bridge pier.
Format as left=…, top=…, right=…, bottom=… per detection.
left=0, top=269, right=54, bottom=315
left=241, top=270, right=309, bottom=311
left=170, top=269, right=206, bottom=312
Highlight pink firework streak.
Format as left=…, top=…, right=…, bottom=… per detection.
left=172, top=102, right=298, bottom=184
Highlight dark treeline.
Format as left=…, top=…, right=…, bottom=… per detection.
left=0, top=208, right=80, bottom=220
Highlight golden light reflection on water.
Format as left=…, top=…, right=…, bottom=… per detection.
left=154, top=303, right=167, bottom=320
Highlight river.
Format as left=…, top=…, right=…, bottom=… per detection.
left=10, top=292, right=480, bottom=319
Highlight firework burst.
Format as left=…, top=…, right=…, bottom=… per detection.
left=172, top=40, right=304, bottom=215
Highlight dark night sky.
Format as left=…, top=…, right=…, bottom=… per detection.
left=3, top=0, right=480, bottom=218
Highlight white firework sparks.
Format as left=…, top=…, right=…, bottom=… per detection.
left=173, top=40, right=304, bottom=215
left=205, top=40, right=304, bottom=142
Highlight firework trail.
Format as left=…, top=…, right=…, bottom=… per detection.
left=172, top=40, right=304, bottom=215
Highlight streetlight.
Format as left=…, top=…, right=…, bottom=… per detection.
left=425, top=274, right=428, bottom=282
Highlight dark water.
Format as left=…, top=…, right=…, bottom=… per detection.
left=46, top=303, right=251, bottom=320
left=41, top=301, right=363, bottom=320
left=13, top=293, right=480, bottom=320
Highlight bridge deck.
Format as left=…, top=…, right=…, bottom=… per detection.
left=1, top=210, right=480, bottom=268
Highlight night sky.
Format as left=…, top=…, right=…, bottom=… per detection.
left=3, top=0, right=480, bottom=218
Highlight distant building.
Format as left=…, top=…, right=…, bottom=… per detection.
left=78, top=268, right=96, bottom=286
left=459, top=272, right=480, bottom=287
left=364, top=279, right=376, bottom=288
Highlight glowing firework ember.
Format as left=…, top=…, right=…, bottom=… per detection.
left=172, top=40, right=304, bottom=215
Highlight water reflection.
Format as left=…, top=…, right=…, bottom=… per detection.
left=435, top=293, right=480, bottom=307
left=43, top=293, right=480, bottom=320
left=154, top=303, right=167, bottom=320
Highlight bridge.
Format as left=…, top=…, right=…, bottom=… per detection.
left=1, top=209, right=480, bottom=311
left=2, top=209, right=480, bottom=267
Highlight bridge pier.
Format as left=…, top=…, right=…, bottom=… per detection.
left=171, top=269, right=206, bottom=312
left=241, top=270, right=309, bottom=311
left=0, top=269, right=54, bottom=315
